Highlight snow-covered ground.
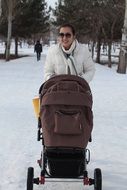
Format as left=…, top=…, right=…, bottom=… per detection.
left=0, top=44, right=127, bottom=190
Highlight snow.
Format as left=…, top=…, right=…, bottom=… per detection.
left=0, top=43, right=127, bottom=190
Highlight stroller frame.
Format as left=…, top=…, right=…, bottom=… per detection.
left=27, top=119, right=102, bottom=189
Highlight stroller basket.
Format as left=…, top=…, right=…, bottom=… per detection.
left=45, top=147, right=85, bottom=178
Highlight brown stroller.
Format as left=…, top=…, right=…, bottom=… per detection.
left=27, top=75, right=102, bottom=190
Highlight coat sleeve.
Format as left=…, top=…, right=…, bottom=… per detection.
left=44, top=46, right=55, bottom=81
left=80, top=46, right=95, bottom=83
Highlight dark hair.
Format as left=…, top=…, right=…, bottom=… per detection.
left=58, top=23, right=76, bottom=35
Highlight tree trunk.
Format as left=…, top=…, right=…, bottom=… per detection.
left=117, top=50, right=127, bottom=73
left=117, top=0, right=127, bottom=74
left=0, top=0, right=2, bottom=16
left=108, top=40, right=112, bottom=68
left=5, top=0, right=13, bottom=61
left=96, top=35, right=101, bottom=63
left=15, top=37, right=18, bottom=57
left=91, top=41, right=95, bottom=59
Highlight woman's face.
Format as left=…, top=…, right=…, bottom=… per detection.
left=58, top=27, right=75, bottom=50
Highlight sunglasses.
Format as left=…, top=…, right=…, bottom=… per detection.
left=59, top=33, right=72, bottom=38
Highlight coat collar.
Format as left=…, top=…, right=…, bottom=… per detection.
left=56, top=39, right=80, bottom=55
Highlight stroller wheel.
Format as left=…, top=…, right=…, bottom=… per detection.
left=27, top=167, right=34, bottom=190
left=94, top=168, right=102, bottom=190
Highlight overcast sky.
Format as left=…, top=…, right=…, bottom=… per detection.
left=46, top=0, right=57, bottom=8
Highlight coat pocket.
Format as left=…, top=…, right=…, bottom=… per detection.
left=54, top=110, right=82, bottom=135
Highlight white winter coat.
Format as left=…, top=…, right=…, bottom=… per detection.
left=44, top=41, right=95, bottom=83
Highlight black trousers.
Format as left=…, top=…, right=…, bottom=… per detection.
left=36, top=52, right=41, bottom=61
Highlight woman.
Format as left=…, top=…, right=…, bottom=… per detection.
left=44, top=23, right=95, bottom=83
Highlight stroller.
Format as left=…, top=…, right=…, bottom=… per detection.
left=27, top=75, right=102, bottom=190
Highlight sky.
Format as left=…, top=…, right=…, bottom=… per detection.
left=0, top=43, right=127, bottom=190
left=46, top=0, right=58, bottom=8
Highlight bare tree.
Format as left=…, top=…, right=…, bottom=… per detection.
left=118, top=0, right=127, bottom=74
left=6, top=0, right=13, bottom=61
left=1, top=0, right=17, bottom=61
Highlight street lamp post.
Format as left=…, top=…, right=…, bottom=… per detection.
left=118, top=0, right=127, bottom=74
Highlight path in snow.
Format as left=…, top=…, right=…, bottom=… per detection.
left=0, top=50, right=127, bottom=190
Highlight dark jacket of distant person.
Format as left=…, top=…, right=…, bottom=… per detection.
left=34, top=41, right=42, bottom=53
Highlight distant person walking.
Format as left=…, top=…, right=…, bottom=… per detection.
left=34, top=40, right=42, bottom=61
